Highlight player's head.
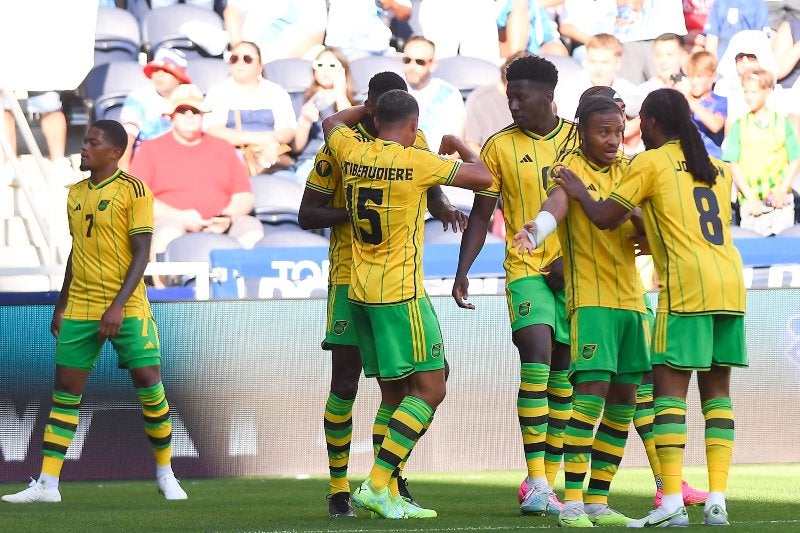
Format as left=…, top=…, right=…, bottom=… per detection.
left=365, top=71, right=408, bottom=115
left=504, top=55, right=558, bottom=130
left=375, top=89, right=419, bottom=145
left=574, top=96, right=624, bottom=167
left=640, top=88, right=717, bottom=186
left=80, top=120, right=127, bottom=172
left=402, top=35, right=436, bottom=89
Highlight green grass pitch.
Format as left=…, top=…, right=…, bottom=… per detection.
left=1, top=464, right=797, bottom=532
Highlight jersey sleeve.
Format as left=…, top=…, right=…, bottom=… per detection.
left=609, top=154, right=653, bottom=211
left=326, top=125, right=359, bottom=164
left=414, top=129, right=430, bottom=151
left=477, top=138, right=501, bottom=198
left=412, top=149, right=461, bottom=190
left=304, top=143, right=341, bottom=195
left=129, top=182, right=154, bottom=236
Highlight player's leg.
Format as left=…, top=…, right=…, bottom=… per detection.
left=2, top=319, right=100, bottom=503
left=544, top=288, right=572, bottom=497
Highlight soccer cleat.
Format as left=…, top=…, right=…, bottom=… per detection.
left=585, top=503, right=633, bottom=526
left=157, top=473, right=188, bottom=500
left=397, top=476, right=419, bottom=506
left=627, top=505, right=689, bottom=528
left=396, top=494, right=437, bottom=518
left=518, top=477, right=530, bottom=503
left=654, top=480, right=708, bottom=507
left=703, top=504, right=729, bottom=526
left=327, top=491, right=356, bottom=517
left=558, top=502, right=595, bottom=528
left=549, top=489, right=565, bottom=513
left=352, top=479, right=408, bottom=519
left=520, top=483, right=561, bottom=515
left=2, top=479, right=61, bottom=503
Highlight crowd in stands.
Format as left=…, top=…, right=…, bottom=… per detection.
left=4, top=0, right=800, bottom=271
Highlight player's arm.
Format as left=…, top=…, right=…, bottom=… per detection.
left=438, top=135, right=492, bottom=190
left=553, top=166, right=629, bottom=229
left=298, top=187, right=349, bottom=230
left=51, top=251, right=73, bottom=338
left=512, top=187, right=569, bottom=255
left=322, top=105, right=368, bottom=141
left=97, top=233, right=152, bottom=340
left=427, top=186, right=468, bottom=232
left=452, top=193, right=497, bottom=309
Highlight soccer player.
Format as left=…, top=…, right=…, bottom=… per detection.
left=298, top=71, right=466, bottom=518
left=452, top=54, right=573, bottom=515
left=2, top=120, right=186, bottom=503
left=552, top=88, right=746, bottom=527
left=513, top=95, right=649, bottom=527
left=321, top=90, right=491, bottom=519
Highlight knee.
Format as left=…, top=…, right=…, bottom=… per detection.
left=330, top=374, right=359, bottom=400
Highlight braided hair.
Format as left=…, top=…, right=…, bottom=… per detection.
left=640, top=88, right=718, bottom=186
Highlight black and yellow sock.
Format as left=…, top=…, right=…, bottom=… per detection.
left=41, top=390, right=81, bottom=478
left=702, top=397, right=734, bottom=494
left=633, top=383, right=662, bottom=485
left=586, top=403, right=635, bottom=505
left=136, top=382, right=172, bottom=467
left=388, top=413, right=433, bottom=496
left=653, top=396, right=686, bottom=498
left=544, top=369, right=572, bottom=487
left=563, top=394, right=604, bottom=502
left=370, top=396, right=433, bottom=491
left=519, top=363, right=550, bottom=480
left=324, top=392, right=355, bottom=495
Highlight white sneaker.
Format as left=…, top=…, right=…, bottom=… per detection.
left=2, top=479, right=61, bottom=503
left=157, top=474, right=188, bottom=500
left=703, top=504, right=729, bottom=526
left=627, top=505, right=689, bottom=528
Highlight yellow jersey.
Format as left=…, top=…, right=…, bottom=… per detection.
left=479, top=119, right=577, bottom=282
left=551, top=150, right=646, bottom=318
left=65, top=169, right=153, bottom=320
left=610, top=141, right=745, bottom=315
left=305, top=123, right=429, bottom=286
left=326, top=125, right=460, bottom=304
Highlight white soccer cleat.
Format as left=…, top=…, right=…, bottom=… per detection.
left=703, top=504, right=729, bottom=526
left=627, top=505, right=689, bottom=528
left=2, top=479, right=61, bottom=503
left=157, top=474, right=188, bottom=500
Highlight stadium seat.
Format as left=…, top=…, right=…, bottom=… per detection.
left=776, top=223, right=800, bottom=237
left=141, top=4, right=225, bottom=60
left=94, top=6, right=142, bottom=65
left=263, top=58, right=313, bottom=116
left=162, top=232, right=242, bottom=286
left=186, top=57, right=229, bottom=94
left=349, top=55, right=405, bottom=100
left=424, top=218, right=504, bottom=244
left=729, top=225, right=763, bottom=239
left=250, top=173, right=304, bottom=225
left=433, top=56, right=500, bottom=100
left=541, top=54, right=582, bottom=79
left=79, top=60, right=150, bottom=122
left=254, top=227, right=329, bottom=248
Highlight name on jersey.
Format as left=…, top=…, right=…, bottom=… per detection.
left=674, top=160, right=726, bottom=177
left=342, top=161, right=414, bottom=181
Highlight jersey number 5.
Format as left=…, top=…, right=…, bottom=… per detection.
left=692, top=187, right=723, bottom=245
left=346, top=185, right=384, bottom=245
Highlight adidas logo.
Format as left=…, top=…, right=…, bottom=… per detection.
left=73, top=203, right=81, bottom=211
left=519, top=154, right=534, bottom=163
left=586, top=184, right=597, bottom=191
left=144, top=341, right=155, bottom=349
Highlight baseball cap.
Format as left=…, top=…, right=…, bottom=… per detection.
left=144, top=48, right=192, bottom=84
left=164, top=84, right=211, bottom=115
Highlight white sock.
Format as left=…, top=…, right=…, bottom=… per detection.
left=38, top=473, right=59, bottom=489
left=661, top=493, right=684, bottom=512
left=156, top=465, right=174, bottom=479
left=527, top=476, right=549, bottom=489
left=705, top=491, right=726, bottom=511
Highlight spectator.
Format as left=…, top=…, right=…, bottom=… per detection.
left=223, top=0, right=327, bottom=63
left=772, top=14, right=800, bottom=87
left=292, top=47, right=357, bottom=182
left=636, top=33, right=687, bottom=96
left=119, top=48, right=191, bottom=170
left=676, top=51, right=727, bottom=159
left=402, top=35, right=466, bottom=151
left=417, top=0, right=501, bottom=62
left=204, top=41, right=297, bottom=177
left=497, top=0, right=569, bottom=57
left=722, top=68, right=800, bottom=236
left=767, top=0, right=800, bottom=29
left=324, top=0, right=412, bottom=60
left=704, top=0, right=770, bottom=61
left=557, top=0, right=616, bottom=62
left=683, top=0, right=713, bottom=53
left=130, top=84, right=263, bottom=262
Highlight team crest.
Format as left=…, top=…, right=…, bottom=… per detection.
left=315, top=160, right=333, bottom=177
left=581, top=344, right=597, bottom=360
left=332, top=320, right=349, bottom=335
left=431, top=343, right=442, bottom=358
left=518, top=301, right=531, bottom=317
left=98, top=200, right=110, bottom=211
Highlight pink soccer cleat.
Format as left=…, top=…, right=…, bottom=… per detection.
left=654, top=480, right=708, bottom=507
left=518, top=478, right=529, bottom=503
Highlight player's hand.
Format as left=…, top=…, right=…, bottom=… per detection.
left=50, top=309, right=65, bottom=338
left=628, top=233, right=651, bottom=255
left=438, top=205, right=468, bottom=232
left=98, top=303, right=124, bottom=340
left=542, top=256, right=565, bottom=293
left=551, top=166, right=583, bottom=198
left=437, top=135, right=462, bottom=157
left=513, top=221, right=537, bottom=256
left=452, top=274, right=475, bottom=309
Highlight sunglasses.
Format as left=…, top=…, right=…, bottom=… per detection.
left=402, top=56, right=431, bottom=66
left=735, top=53, right=757, bottom=62
left=173, top=106, right=203, bottom=117
left=229, top=54, right=256, bottom=65
left=313, top=61, right=340, bottom=70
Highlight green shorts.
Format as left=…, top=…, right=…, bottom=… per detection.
left=349, top=296, right=445, bottom=380
left=322, top=284, right=359, bottom=349
left=652, top=313, right=748, bottom=370
left=569, top=306, right=651, bottom=381
left=506, top=275, right=569, bottom=344
left=55, top=317, right=161, bottom=370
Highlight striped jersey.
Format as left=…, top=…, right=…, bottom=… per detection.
left=65, top=169, right=153, bottom=320
left=610, top=141, right=745, bottom=315
left=479, top=119, right=577, bottom=282
left=551, top=150, right=646, bottom=317
left=305, top=123, right=429, bottom=286
left=326, top=125, right=460, bottom=304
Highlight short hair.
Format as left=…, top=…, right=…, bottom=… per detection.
left=740, top=67, right=774, bottom=89
left=505, top=55, right=558, bottom=90
left=686, top=50, right=717, bottom=74
left=404, top=34, right=436, bottom=53
left=654, top=32, right=684, bottom=48
left=586, top=33, right=623, bottom=57
left=376, top=89, right=419, bottom=125
left=367, top=71, right=408, bottom=103
left=91, top=120, right=128, bottom=152
left=501, top=51, right=532, bottom=83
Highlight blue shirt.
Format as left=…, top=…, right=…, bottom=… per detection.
left=693, top=92, right=727, bottom=159
left=704, top=0, right=770, bottom=60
